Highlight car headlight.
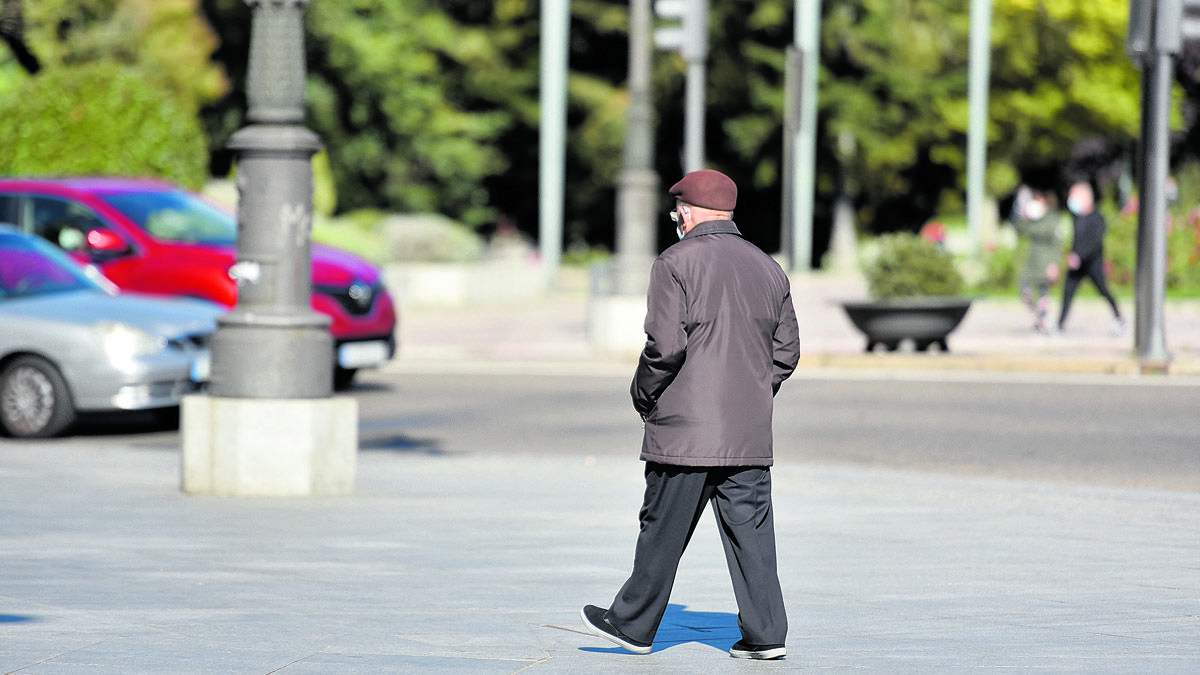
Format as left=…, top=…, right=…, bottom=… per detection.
left=93, top=322, right=166, bottom=360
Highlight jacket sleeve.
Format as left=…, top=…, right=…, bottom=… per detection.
left=771, top=288, right=801, bottom=395
left=631, top=258, right=687, bottom=418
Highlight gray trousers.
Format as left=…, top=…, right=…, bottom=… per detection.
left=607, top=462, right=787, bottom=646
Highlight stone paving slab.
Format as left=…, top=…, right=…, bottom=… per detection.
left=2, top=442, right=1197, bottom=673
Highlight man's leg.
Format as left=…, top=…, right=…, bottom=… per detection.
left=1086, top=259, right=1122, bottom=319
left=1058, top=270, right=1083, bottom=330
left=712, top=466, right=787, bottom=647
left=606, top=464, right=711, bottom=644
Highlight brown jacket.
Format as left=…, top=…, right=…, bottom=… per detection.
left=631, top=220, right=801, bottom=467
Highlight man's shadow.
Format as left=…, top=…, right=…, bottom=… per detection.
left=581, top=603, right=739, bottom=655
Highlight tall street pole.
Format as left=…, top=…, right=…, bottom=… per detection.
left=682, top=0, right=707, bottom=173
left=614, top=0, right=659, bottom=294
left=653, top=0, right=708, bottom=173
left=1128, top=0, right=1179, bottom=371
left=540, top=0, right=569, bottom=282
left=782, top=0, right=820, bottom=271
left=966, top=0, right=992, bottom=254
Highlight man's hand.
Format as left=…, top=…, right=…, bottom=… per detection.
left=1067, top=252, right=1081, bottom=271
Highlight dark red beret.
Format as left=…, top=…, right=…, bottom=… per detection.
left=668, top=169, right=737, bottom=211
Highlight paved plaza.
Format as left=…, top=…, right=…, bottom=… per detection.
left=2, top=271, right=1199, bottom=673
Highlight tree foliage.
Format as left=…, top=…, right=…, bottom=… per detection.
left=11, top=0, right=226, bottom=112
left=302, top=1, right=516, bottom=228
left=5, top=0, right=1197, bottom=258
left=0, top=62, right=209, bottom=186
left=0, top=0, right=225, bottom=187
left=988, top=0, right=1141, bottom=191
left=815, top=0, right=1143, bottom=234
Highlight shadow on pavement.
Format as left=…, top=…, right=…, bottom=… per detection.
left=580, top=603, right=740, bottom=655
left=359, top=433, right=446, bottom=454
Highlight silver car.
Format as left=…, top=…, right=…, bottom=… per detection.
left=0, top=227, right=219, bottom=438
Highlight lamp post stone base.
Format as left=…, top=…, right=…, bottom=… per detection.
left=587, top=294, right=648, bottom=356
left=181, top=395, right=357, bottom=496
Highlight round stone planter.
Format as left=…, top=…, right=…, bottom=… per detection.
left=841, top=297, right=973, bottom=352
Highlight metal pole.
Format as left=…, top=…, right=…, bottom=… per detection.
left=539, top=0, right=569, bottom=280
left=679, top=0, right=708, bottom=173
left=788, top=0, right=820, bottom=271
left=213, top=0, right=331, bottom=399
left=966, top=0, right=992, bottom=255
left=683, top=54, right=706, bottom=172
left=1134, top=51, right=1173, bottom=370
left=781, top=47, right=800, bottom=264
left=614, top=0, right=659, bottom=294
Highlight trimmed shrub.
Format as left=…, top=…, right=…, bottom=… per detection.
left=864, top=232, right=966, bottom=299
left=0, top=62, right=208, bottom=188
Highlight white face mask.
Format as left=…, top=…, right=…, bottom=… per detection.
left=1024, top=200, right=1047, bottom=221
left=671, top=208, right=685, bottom=239
left=1066, top=197, right=1082, bottom=215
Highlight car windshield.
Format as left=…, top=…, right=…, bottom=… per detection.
left=0, top=231, right=101, bottom=299
left=101, top=190, right=237, bottom=245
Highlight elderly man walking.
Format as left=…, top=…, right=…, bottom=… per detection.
left=581, top=169, right=801, bottom=660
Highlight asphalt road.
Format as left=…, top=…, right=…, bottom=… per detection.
left=16, top=368, right=1198, bottom=493
left=350, top=369, right=1200, bottom=493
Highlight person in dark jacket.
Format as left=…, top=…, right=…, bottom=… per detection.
left=581, top=169, right=801, bottom=660
left=1057, top=181, right=1125, bottom=334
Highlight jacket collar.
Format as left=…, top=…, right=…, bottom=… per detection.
left=681, top=219, right=741, bottom=240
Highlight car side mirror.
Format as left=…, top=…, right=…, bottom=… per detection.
left=85, top=229, right=132, bottom=259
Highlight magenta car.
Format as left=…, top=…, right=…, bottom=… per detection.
left=0, top=177, right=396, bottom=389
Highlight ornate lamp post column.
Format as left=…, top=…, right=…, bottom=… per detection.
left=216, top=0, right=330, bottom=398
left=182, top=0, right=357, bottom=496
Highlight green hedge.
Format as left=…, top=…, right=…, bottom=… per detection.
left=0, top=62, right=208, bottom=188
left=864, top=232, right=966, bottom=298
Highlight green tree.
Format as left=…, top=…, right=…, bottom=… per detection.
left=196, top=0, right=1163, bottom=255
left=302, top=1, right=515, bottom=227
left=812, top=0, right=1142, bottom=234
left=986, top=0, right=1141, bottom=191
left=0, top=0, right=227, bottom=187
left=9, top=0, right=226, bottom=114
left=0, top=62, right=209, bottom=186
left=202, top=0, right=629, bottom=240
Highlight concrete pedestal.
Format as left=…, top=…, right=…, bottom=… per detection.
left=181, top=395, right=357, bottom=496
left=587, top=294, right=647, bottom=356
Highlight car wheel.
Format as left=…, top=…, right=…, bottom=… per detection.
left=0, top=356, right=76, bottom=438
left=333, top=367, right=357, bottom=391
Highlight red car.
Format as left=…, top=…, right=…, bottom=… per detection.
left=0, top=177, right=396, bottom=389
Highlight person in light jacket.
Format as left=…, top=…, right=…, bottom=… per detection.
left=1011, top=186, right=1061, bottom=334
left=582, top=169, right=801, bottom=660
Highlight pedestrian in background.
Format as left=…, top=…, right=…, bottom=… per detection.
left=1057, top=181, right=1126, bottom=334
left=581, top=169, right=801, bottom=660
left=1011, top=186, right=1061, bottom=334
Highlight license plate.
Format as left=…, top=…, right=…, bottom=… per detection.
left=338, top=340, right=390, bottom=369
left=191, top=351, right=212, bottom=382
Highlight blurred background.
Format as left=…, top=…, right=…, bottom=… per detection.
left=1, top=0, right=1198, bottom=295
